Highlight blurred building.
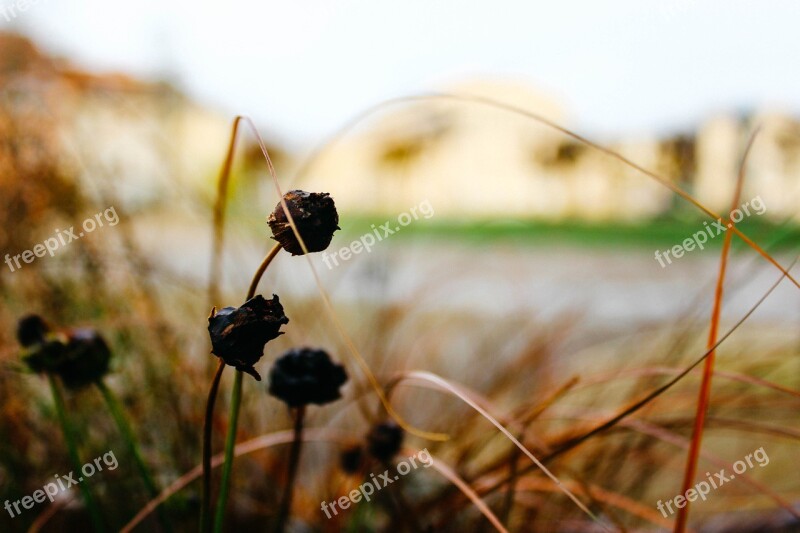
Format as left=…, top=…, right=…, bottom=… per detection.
left=2, top=32, right=798, bottom=224
left=306, top=80, right=800, bottom=222
left=0, top=32, right=245, bottom=215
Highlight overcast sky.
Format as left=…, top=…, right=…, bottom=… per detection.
left=3, top=0, right=799, bottom=146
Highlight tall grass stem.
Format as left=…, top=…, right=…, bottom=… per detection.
left=96, top=379, right=173, bottom=532
left=212, top=370, right=242, bottom=533
left=48, top=374, right=105, bottom=532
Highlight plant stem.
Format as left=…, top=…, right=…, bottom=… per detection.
left=48, top=375, right=105, bottom=532
left=211, top=243, right=282, bottom=532
left=95, top=379, right=173, bottom=532
left=246, top=243, right=282, bottom=300
left=201, top=360, right=226, bottom=533
left=212, top=369, right=242, bottom=532
left=274, top=406, right=305, bottom=533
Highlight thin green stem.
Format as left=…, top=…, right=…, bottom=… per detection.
left=213, top=370, right=243, bottom=532
left=201, top=360, right=226, bottom=533
left=95, top=379, right=173, bottom=532
left=48, top=375, right=105, bottom=532
left=211, top=243, right=282, bottom=532
left=274, top=406, right=305, bottom=533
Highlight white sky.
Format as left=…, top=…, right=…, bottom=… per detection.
left=3, top=0, right=800, bottom=147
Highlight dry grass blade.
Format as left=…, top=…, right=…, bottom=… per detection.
left=124, top=430, right=513, bottom=533
left=546, top=256, right=797, bottom=461
left=506, top=477, right=678, bottom=531
left=402, top=447, right=510, bottom=533
left=26, top=493, right=74, bottom=533
left=290, top=92, right=800, bottom=290
left=207, top=116, right=244, bottom=308
left=391, top=370, right=610, bottom=530
left=472, top=257, right=798, bottom=501
left=622, top=419, right=800, bottom=520
left=675, top=130, right=758, bottom=533
left=121, top=428, right=350, bottom=533
left=576, top=367, right=800, bottom=400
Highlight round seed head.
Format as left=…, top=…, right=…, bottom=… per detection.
left=19, top=320, right=112, bottom=389
left=367, top=421, right=404, bottom=462
left=267, top=190, right=339, bottom=255
left=267, top=347, right=348, bottom=407
left=56, top=329, right=112, bottom=389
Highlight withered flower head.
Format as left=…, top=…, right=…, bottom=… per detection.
left=267, top=347, right=347, bottom=407
left=267, top=190, right=339, bottom=255
left=21, top=338, right=68, bottom=375
left=208, top=294, right=289, bottom=381
left=367, top=421, right=404, bottom=462
left=18, top=315, right=112, bottom=389
left=55, top=329, right=112, bottom=389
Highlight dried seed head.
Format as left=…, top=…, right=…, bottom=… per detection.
left=208, top=294, right=289, bottom=381
left=21, top=338, right=68, bottom=375
left=56, top=329, right=112, bottom=389
left=267, top=190, right=339, bottom=255
left=367, top=421, right=404, bottom=462
left=267, top=347, right=347, bottom=407
left=18, top=316, right=112, bottom=389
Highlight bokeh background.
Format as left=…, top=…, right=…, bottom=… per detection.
left=1, top=2, right=798, bottom=532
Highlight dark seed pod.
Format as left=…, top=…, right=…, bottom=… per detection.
left=56, top=329, right=112, bottom=389
left=22, top=338, right=69, bottom=375
left=339, top=444, right=364, bottom=474
left=19, top=318, right=112, bottom=389
left=267, top=347, right=347, bottom=407
left=367, top=421, right=404, bottom=462
left=267, top=190, right=339, bottom=255
left=17, top=314, right=50, bottom=347
left=208, top=294, right=289, bottom=381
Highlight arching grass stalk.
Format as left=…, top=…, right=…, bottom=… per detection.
left=48, top=374, right=105, bottom=532
left=210, top=244, right=282, bottom=532
left=273, top=406, right=305, bottom=533
left=95, top=379, right=173, bottom=532
left=291, top=93, right=800, bottom=290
